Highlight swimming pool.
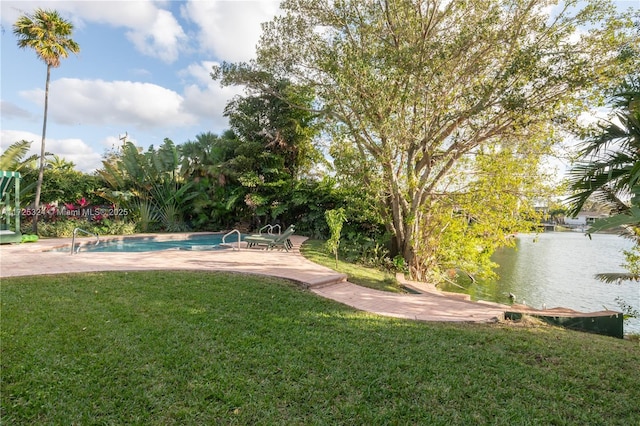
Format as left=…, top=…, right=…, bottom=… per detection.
left=53, top=233, right=244, bottom=253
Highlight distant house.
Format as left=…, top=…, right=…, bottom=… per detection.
left=564, top=211, right=609, bottom=227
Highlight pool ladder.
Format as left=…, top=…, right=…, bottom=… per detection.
left=258, top=224, right=281, bottom=235
left=71, top=227, right=99, bottom=254
left=222, top=229, right=242, bottom=251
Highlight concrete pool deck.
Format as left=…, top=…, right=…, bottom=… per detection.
left=0, top=233, right=508, bottom=323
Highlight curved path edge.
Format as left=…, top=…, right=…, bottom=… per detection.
left=0, top=233, right=506, bottom=323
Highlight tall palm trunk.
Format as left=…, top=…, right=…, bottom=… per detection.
left=13, top=8, right=80, bottom=235
left=32, top=64, right=51, bottom=234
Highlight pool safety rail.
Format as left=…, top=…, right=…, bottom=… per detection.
left=258, top=224, right=281, bottom=235
left=222, top=229, right=242, bottom=250
left=70, top=227, right=99, bottom=254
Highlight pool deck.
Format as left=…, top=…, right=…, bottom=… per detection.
left=0, top=233, right=508, bottom=324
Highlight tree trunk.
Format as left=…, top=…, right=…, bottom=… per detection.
left=32, top=64, right=51, bottom=235
left=386, top=188, right=421, bottom=280
left=387, top=186, right=434, bottom=281
left=400, top=215, right=422, bottom=281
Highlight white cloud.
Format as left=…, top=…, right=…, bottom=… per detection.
left=1, top=0, right=188, bottom=63
left=0, top=130, right=38, bottom=151
left=122, top=8, right=187, bottom=63
left=182, top=60, right=220, bottom=86
left=52, top=137, right=103, bottom=172
left=179, top=61, right=244, bottom=131
left=0, top=129, right=102, bottom=172
left=20, top=78, right=199, bottom=130
left=182, top=84, right=237, bottom=131
left=0, top=101, right=34, bottom=120
left=101, top=135, right=124, bottom=151
left=182, top=0, right=280, bottom=62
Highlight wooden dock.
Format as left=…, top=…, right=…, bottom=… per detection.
left=506, top=305, right=624, bottom=338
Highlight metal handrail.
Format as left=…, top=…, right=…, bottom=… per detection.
left=257, top=224, right=281, bottom=235
left=222, top=229, right=241, bottom=250
left=71, top=227, right=99, bottom=254
left=258, top=224, right=273, bottom=234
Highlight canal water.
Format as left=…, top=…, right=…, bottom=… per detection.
left=442, top=232, right=640, bottom=335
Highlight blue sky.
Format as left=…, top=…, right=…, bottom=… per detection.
left=1, top=0, right=280, bottom=172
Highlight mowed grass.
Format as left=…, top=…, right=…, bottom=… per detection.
left=2, top=271, right=640, bottom=425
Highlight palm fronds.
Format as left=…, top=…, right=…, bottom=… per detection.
left=567, top=80, right=640, bottom=216
left=595, top=272, right=639, bottom=284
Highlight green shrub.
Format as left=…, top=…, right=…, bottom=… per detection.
left=339, top=235, right=397, bottom=272
left=22, top=218, right=136, bottom=238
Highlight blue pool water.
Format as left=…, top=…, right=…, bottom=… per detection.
left=60, top=233, right=244, bottom=253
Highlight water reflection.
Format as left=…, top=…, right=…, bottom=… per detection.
left=441, top=232, right=640, bottom=334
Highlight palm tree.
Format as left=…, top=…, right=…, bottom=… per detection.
left=0, top=140, right=37, bottom=172
left=0, top=140, right=39, bottom=201
left=567, top=78, right=640, bottom=217
left=46, top=154, right=76, bottom=171
left=568, top=79, right=640, bottom=285
left=13, top=8, right=79, bottom=233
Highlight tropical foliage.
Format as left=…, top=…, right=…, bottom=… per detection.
left=0, top=141, right=39, bottom=201
left=97, top=138, right=194, bottom=232
left=0, top=140, right=39, bottom=173
left=568, top=77, right=640, bottom=216
left=0, top=140, right=102, bottom=209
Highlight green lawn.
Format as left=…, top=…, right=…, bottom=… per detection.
left=2, top=271, right=639, bottom=424
left=300, top=239, right=401, bottom=292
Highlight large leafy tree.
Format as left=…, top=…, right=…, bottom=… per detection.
left=215, top=0, right=639, bottom=280
left=186, top=82, right=323, bottom=230
left=224, top=81, right=322, bottom=227
left=224, top=79, right=322, bottom=180
left=13, top=8, right=80, bottom=234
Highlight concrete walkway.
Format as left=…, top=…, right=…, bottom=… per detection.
left=0, top=233, right=507, bottom=323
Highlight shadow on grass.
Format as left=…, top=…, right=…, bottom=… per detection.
left=2, top=271, right=639, bottom=424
